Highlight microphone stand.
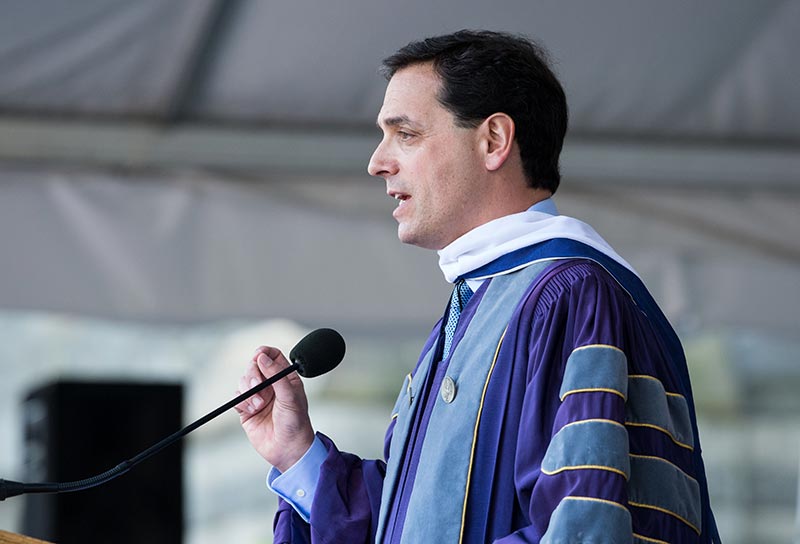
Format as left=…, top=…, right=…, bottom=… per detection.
left=0, top=363, right=299, bottom=501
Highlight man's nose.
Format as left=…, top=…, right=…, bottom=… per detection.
left=367, top=140, right=398, bottom=178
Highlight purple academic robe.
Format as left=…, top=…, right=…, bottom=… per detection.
left=273, top=241, right=720, bottom=543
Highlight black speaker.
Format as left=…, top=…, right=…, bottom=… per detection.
left=21, top=381, right=184, bottom=544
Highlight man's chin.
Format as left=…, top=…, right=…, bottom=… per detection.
left=397, top=228, right=416, bottom=246
left=397, top=227, right=445, bottom=251
left=397, top=226, right=422, bottom=247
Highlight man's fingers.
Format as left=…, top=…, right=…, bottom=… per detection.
left=254, top=350, right=306, bottom=404
left=238, top=374, right=252, bottom=396
left=235, top=346, right=303, bottom=421
left=254, top=349, right=289, bottom=376
left=252, top=345, right=274, bottom=364
left=236, top=368, right=273, bottom=415
left=234, top=390, right=254, bottom=416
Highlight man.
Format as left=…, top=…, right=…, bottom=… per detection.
left=236, top=30, right=721, bottom=543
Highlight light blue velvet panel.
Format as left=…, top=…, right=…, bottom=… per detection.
left=559, top=345, right=628, bottom=401
left=626, top=376, right=694, bottom=449
left=542, top=419, right=630, bottom=478
left=628, top=454, right=702, bottom=534
left=541, top=497, right=633, bottom=544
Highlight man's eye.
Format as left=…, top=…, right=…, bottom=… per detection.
left=398, top=131, right=414, bottom=141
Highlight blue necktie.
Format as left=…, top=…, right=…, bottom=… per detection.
left=442, top=279, right=473, bottom=359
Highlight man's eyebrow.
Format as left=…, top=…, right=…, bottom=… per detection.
left=376, top=115, right=419, bottom=129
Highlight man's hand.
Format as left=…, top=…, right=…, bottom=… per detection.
left=235, top=346, right=315, bottom=473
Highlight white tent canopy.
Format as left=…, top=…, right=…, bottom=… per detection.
left=1, top=0, right=798, bottom=139
left=0, top=0, right=798, bottom=328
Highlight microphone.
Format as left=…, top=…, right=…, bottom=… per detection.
left=0, top=327, right=345, bottom=501
left=291, top=327, right=345, bottom=378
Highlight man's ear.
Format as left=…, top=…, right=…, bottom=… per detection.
left=482, top=113, right=515, bottom=172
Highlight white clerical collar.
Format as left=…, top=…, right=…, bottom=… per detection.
left=437, top=198, right=636, bottom=284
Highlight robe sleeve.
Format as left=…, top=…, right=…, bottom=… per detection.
left=498, top=261, right=701, bottom=543
left=273, top=425, right=393, bottom=544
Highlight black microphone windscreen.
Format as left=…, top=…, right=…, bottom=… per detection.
left=289, top=328, right=346, bottom=378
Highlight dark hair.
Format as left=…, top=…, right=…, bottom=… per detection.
left=381, top=30, right=568, bottom=193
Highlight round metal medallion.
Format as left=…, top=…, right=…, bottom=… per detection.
left=441, top=376, right=457, bottom=403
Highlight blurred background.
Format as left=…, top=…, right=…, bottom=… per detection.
left=0, top=1, right=798, bottom=542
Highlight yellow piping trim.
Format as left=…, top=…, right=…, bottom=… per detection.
left=572, top=343, right=625, bottom=355
left=628, top=501, right=700, bottom=535
left=458, top=326, right=507, bottom=544
left=560, top=495, right=629, bottom=513
left=629, top=453, right=698, bottom=484
left=560, top=387, right=627, bottom=402
left=628, top=374, right=685, bottom=400
left=625, top=422, right=694, bottom=451
left=542, top=464, right=629, bottom=480
left=561, top=418, right=626, bottom=431
left=390, top=413, right=398, bottom=421
left=629, top=374, right=661, bottom=381
left=541, top=454, right=696, bottom=485
left=634, top=533, right=670, bottom=544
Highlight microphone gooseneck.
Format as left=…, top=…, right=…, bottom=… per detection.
left=0, top=328, right=345, bottom=501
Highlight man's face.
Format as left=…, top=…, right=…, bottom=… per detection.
left=368, top=63, right=487, bottom=250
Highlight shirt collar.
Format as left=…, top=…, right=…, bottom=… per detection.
left=528, top=197, right=558, bottom=216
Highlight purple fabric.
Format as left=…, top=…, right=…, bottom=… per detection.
left=273, top=259, right=712, bottom=543
left=273, top=433, right=387, bottom=544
